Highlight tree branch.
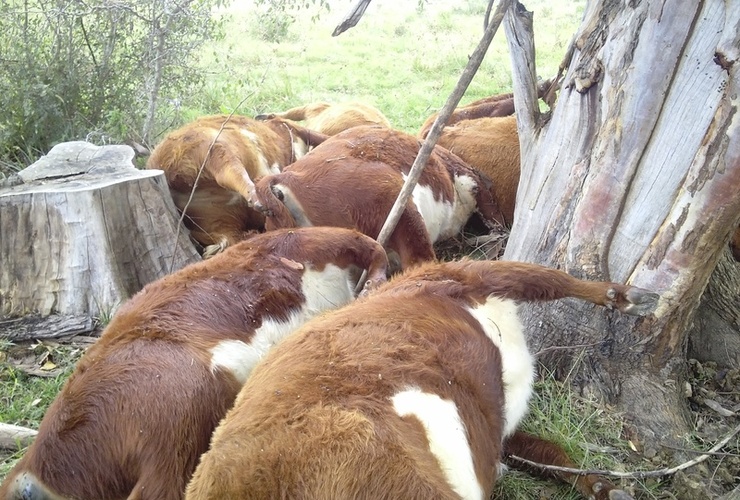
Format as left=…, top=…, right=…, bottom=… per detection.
left=354, top=0, right=511, bottom=293
left=332, top=0, right=372, bottom=36
left=503, top=1, right=539, bottom=132
left=507, top=422, right=740, bottom=479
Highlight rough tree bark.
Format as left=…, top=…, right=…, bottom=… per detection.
left=503, top=0, right=740, bottom=448
left=0, top=141, right=200, bottom=322
left=687, top=248, right=739, bottom=368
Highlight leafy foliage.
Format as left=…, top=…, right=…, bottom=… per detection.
left=0, top=0, right=227, bottom=170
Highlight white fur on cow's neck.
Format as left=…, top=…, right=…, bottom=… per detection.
left=403, top=173, right=478, bottom=243
left=210, top=264, right=355, bottom=384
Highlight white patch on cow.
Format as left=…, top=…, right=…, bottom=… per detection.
left=239, top=129, right=260, bottom=144
left=392, top=388, right=484, bottom=500
left=270, top=162, right=281, bottom=174
left=402, top=173, right=478, bottom=243
left=210, top=264, right=356, bottom=384
left=239, top=128, right=272, bottom=177
left=466, top=297, right=534, bottom=436
left=449, top=174, right=478, bottom=235
left=272, top=185, right=313, bottom=227
left=292, top=138, right=309, bottom=159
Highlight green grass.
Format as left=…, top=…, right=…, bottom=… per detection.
left=0, top=341, right=84, bottom=478
left=174, top=0, right=584, bottom=136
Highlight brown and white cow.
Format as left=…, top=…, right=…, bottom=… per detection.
left=436, top=115, right=520, bottom=227
left=256, top=101, right=391, bottom=136
left=254, top=125, right=505, bottom=271
left=146, top=114, right=328, bottom=257
left=186, top=259, right=656, bottom=500
left=0, top=227, right=388, bottom=500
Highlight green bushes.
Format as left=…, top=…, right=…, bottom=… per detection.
left=0, top=0, right=226, bottom=173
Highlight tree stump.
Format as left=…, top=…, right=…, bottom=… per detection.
left=0, top=141, right=201, bottom=326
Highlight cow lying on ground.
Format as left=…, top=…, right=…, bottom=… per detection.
left=418, top=80, right=551, bottom=140
left=0, top=227, right=388, bottom=500
left=256, top=101, right=391, bottom=136
left=253, top=125, right=505, bottom=271
left=186, top=259, right=657, bottom=500
left=146, top=114, right=328, bottom=257
left=436, top=115, right=520, bottom=227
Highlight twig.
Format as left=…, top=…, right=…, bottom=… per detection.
left=659, top=443, right=740, bottom=458
left=534, top=342, right=601, bottom=357
left=332, top=0, right=373, bottom=36
left=354, top=0, right=511, bottom=294
left=507, top=422, right=740, bottom=479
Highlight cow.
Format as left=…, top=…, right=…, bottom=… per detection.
left=185, top=259, right=657, bottom=500
left=417, top=80, right=552, bottom=140
left=146, top=114, right=328, bottom=257
left=256, top=101, right=392, bottom=136
left=435, top=115, right=520, bottom=227
left=0, top=227, right=389, bottom=500
left=253, top=125, right=505, bottom=272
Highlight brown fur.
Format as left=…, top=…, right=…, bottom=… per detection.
left=417, top=81, right=550, bottom=140
left=436, top=115, right=520, bottom=227
left=418, top=92, right=515, bottom=140
left=256, top=101, right=391, bottom=136
left=186, top=259, right=657, bottom=500
left=731, top=224, right=740, bottom=261
left=253, top=125, right=504, bottom=271
left=0, top=227, right=389, bottom=500
left=146, top=114, right=328, bottom=257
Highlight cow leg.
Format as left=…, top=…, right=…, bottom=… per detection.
left=205, top=142, right=260, bottom=208
left=474, top=262, right=660, bottom=316
left=503, top=431, right=633, bottom=500
left=386, top=204, right=437, bottom=270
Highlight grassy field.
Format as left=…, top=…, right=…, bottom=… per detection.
left=160, top=0, right=582, bottom=139
left=3, top=1, right=736, bottom=498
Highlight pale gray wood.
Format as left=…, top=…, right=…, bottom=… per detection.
left=503, top=0, right=740, bottom=448
left=1, top=314, right=96, bottom=342
left=0, top=423, right=37, bottom=450
left=0, top=141, right=201, bottom=320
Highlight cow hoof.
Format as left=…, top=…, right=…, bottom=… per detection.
left=202, top=242, right=226, bottom=259
left=359, top=278, right=384, bottom=298
left=622, top=286, right=660, bottom=316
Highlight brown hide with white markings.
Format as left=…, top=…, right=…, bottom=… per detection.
left=253, top=125, right=503, bottom=271
left=186, top=259, right=656, bottom=500
left=436, top=115, right=520, bottom=227
left=0, top=227, right=388, bottom=500
left=146, top=114, right=327, bottom=257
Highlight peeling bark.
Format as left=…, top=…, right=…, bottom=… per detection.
left=504, top=0, right=740, bottom=448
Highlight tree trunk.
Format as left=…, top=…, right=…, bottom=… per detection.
left=0, top=141, right=200, bottom=321
left=0, top=423, right=37, bottom=451
left=503, top=0, right=740, bottom=449
left=687, top=247, right=740, bottom=369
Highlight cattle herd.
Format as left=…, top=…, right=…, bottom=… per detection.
left=8, top=89, right=722, bottom=500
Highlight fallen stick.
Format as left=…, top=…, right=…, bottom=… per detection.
left=0, top=423, right=38, bottom=450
